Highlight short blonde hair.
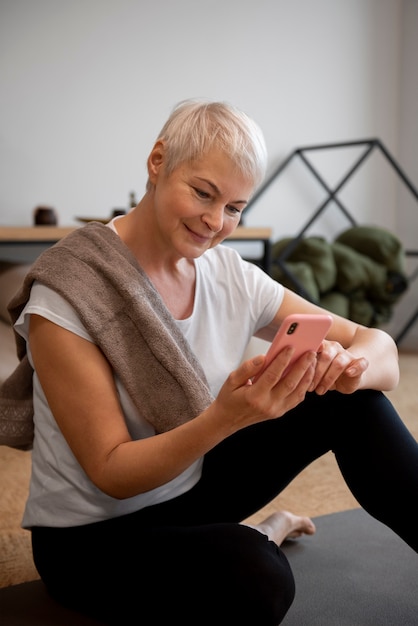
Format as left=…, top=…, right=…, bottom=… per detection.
left=146, top=99, right=267, bottom=191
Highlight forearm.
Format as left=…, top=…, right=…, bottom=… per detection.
left=95, top=402, right=234, bottom=499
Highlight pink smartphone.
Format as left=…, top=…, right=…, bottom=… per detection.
left=253, top=313, right=333, bottom=382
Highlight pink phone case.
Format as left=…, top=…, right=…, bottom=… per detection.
left=253, top=313, right=332, bottom=382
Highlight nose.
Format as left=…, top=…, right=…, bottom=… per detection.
left=202, top=205, right=224, bottom=233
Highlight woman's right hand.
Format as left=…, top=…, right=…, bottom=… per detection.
left=211, top=347, right=317, bottom=433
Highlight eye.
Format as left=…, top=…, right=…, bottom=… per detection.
left=226, top=205, right=242, bottom=216
left=193, top=187, right=211, bottom=200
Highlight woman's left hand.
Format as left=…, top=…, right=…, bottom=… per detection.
left=309, top=340, right=369, bottom=395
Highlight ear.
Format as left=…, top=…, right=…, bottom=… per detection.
left=147, top=141, right=165, bottom=185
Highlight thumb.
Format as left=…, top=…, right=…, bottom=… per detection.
left=233, top=354, right=265, bottom=387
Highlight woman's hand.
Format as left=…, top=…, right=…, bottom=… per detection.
left=212, top=347, right=317, bottom=432
left=265, top=288, right=400, bottom=393
left=308, top=339, right=369, bottom=395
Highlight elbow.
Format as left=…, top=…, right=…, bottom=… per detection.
left=86, top=454, right=140, bottom=500
left=91, top=475, right=141, bottom=500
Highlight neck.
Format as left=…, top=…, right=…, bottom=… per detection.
left=115, top=200, right=187, bottom=276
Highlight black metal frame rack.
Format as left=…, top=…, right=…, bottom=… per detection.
left=244, top=139, right=418, bottom=345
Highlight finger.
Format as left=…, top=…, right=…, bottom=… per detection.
left=255, top=346, right=295, bottom=386
left=313, top=350, right=356, bottom=393
left=346, top=357, right=369, bottom=377
left=314, top=357, right=368, bottom=395
left=279, top=351, right=317, bottom=391
left=273, top=358, right=316, bottom=412
left=230, top=354, right=266, bottom=388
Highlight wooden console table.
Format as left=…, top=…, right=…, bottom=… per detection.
left=0, top=226, right=272, bottom=274
left=0, top=226, right=76, bottom=243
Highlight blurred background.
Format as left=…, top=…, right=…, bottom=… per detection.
left=1, top=0, right=417, bottom=344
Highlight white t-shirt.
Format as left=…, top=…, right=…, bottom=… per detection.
left=15, top=243, right=283, bottom=528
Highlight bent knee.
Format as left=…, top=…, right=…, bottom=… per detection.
left=217, top=526, right=296, bottom=624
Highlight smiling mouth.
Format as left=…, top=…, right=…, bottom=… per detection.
left=185, top=224, right=213, bottom=243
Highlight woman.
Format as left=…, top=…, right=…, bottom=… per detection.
left=11, top=99, right=418, bottom=625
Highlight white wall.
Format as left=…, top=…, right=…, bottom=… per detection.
left=1, top=0, right=417, bottom=342
left=2, top=0, right=414, bottom=231
left=398, top=0, right=418, bottom=251
left=391, top=0, right=418, bottom=348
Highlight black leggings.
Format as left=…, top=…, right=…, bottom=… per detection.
left=31, top=390, right=418, bottom=625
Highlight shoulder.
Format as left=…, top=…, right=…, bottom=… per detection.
left=14, top=282, right=93, bottom=344
left=197, top=245, right=284, bottom=303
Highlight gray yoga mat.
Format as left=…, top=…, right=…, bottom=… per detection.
left=281, top=507, right=418, bottom=625
left=0, top=507, right=417, bottom=625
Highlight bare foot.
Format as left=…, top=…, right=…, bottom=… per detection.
left=243, top=510, right=316, bottom=546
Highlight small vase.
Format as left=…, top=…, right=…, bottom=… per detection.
left=34, top=206, right=58, bottom=226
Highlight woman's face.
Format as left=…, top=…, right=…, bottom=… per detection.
left=148, top=144, right=255, bottom=259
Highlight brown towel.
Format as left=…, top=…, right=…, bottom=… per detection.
left=0, top=222, right=214, bottom=450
